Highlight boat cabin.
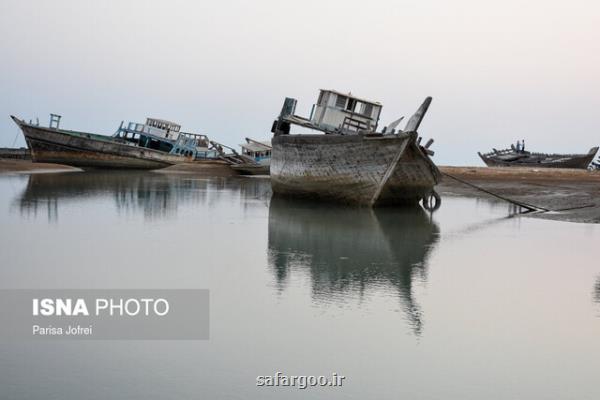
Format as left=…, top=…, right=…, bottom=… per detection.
left=114, top=117, right=217, bottom=160
left=143, top=118, right=181, bottom=140
left=310, top=90, right=382, bottom=133
left=240, top=141, right=271, bottom=164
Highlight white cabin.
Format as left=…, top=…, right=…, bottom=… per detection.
left=310, top=89, right=382, bottom=133
left=121, top=117, right=182, bottom=141
left=240, top=141, right=271, bottom=164
left=143, top=118, right=181, bottom=140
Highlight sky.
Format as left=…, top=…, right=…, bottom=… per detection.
left=1, top=0, right=599, bottom=165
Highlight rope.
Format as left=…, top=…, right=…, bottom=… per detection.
left=441, top=172, right=549, bottom=213
left=10, top=131, right=20, bottom=148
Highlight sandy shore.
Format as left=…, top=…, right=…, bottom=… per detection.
left=0, top=159, right=238, bottom=176
left=438, top=166, right=600, bottom=223
left=0, top=158, right=80, bottom=174
left=1, top=159, right=598, bottom=223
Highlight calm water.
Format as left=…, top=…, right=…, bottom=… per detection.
left=1, top=171, right=599, bottom=400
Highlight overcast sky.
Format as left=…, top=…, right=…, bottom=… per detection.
left=1, top=0, right=599, bottom=165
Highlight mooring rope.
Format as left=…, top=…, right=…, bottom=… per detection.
left=10, top=131, right=20, bottom=148
left=441, top=172, right=550, bottom=213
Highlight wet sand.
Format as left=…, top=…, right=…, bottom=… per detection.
left=0, top=158, right=79, bottom=174
left=1, top=158, right=598, bottom=223
left=0, top=159, right=237, bottom=176
left=439, top=166, right=600, bottom=223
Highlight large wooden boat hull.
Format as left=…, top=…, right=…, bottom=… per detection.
left=11, top=116, right=185, bottom=170
left=478, top=147, right=598, bottom=169
left=271, top=132, right=440, bottom=206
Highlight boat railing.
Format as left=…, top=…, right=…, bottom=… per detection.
left=115, top=122, right=152, bottom=139
left=194, top=150, right=218, bottom=160
left=180, top=131, right=210, bottom=147
left=173, top=134, right=200, bottom=150
left=341, top=116, right=371, bottom=133
left=127, top=122, right=146, bottom=132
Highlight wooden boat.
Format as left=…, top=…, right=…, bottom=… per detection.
left=270, top=90, right=440, bottom=207
left=10, top=114, right=223, bottom=170
left=231, top=163, right=270, bottom=175
left=230, top=138, right=271, bottom=175
left=478, top=143, right=598, bottom=169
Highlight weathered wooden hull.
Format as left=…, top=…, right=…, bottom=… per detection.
left=479, top=147, right=598, bottom=169
left=12, top=117, right=184, bottom=170
left=231, top=163, right=270, bottom=175
left=271, top=132, right=440, bottom=206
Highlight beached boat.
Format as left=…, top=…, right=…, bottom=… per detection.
left=10, top=114, right=222, bottom=170
left=478, top=142, right=599, bottom=169
left=230, top=138, right=271, bottom=175
left=270, top=90, right=440, bottom=207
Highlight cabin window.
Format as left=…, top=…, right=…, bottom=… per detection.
left=346, top=99, right=356, bottom=112
left=335, top=95, right=347, bottom=108
left=363, top=103, right=373, bottom=117
left=317, top=91, right=324, bottom=105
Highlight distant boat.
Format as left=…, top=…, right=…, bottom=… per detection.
left=478, top=143, right=599, bottom=169
left=10, top=114, right=225, bottom=170
left=230, top=138, right=271, bottom=175
left=270, top=89, right=440, bottom=207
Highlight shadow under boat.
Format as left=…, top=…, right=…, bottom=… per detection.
left=13, top=171, right=271, bottom=221
left=267, top=196, right=440, bottom=335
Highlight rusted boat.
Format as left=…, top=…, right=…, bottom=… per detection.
left=270, top=89, right=440, bottom=207
left=10, top=114, right=223, bottom=170
left=478, top=142, right=599, bottom=169
left=230, top=138, right=271, bottom=175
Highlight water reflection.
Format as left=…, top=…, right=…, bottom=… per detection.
left=13, top=171, right=271, bottom=222
left=268, top=197, right=439, bottom=335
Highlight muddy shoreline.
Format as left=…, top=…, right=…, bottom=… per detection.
left=438, top=166, right=600, bottom=223
left=2, top=158, right=599, bottom=223
left=0, top=158, right=80, bottom=173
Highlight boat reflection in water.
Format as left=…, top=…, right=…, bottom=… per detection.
left=595, top=277, right=600, bottom=306
left=268, top=196, right=440, bottom=335
left=14, top=171, right=271, bottom=222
